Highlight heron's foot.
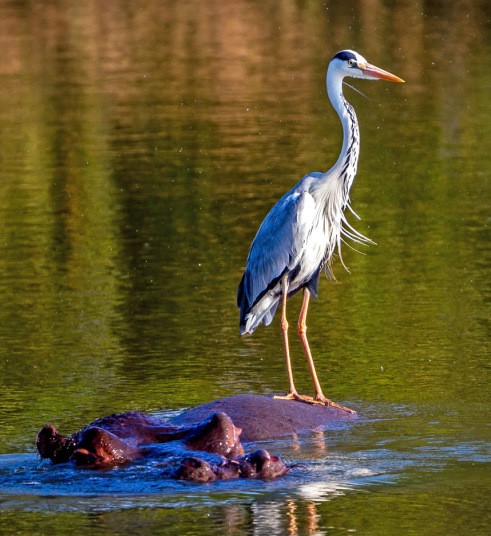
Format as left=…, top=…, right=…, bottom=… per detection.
left=274, top=392, right=356, bottom=414
left=312, top=395, right=356, bottom=414
left=273, top=392, right=300, bottom=402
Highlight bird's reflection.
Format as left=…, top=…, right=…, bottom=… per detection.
left=212, top=476, right=353, bottom=535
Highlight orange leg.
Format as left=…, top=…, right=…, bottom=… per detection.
left=274, top=275, right=299, bottom=399
left=274, top=284, right=355, bottom=414
left=296, top=289, right=356, bottom=414
left=297, top=289, right=324, bottom=397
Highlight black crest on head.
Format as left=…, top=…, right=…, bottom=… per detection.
left=332, top=50, right=357, bottom=62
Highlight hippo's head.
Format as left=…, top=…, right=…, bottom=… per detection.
left=238, top=449, right=290, bottom=479
left=36, top=424, right=76, bottom=464
left=184, top=412, right=244, bottom=458
left=71, top=427, right=140, bottom=468
left=173, top=456, right=218, bottom=482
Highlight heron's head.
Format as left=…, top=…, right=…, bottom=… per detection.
left=330, top=50, right=404, bottom=83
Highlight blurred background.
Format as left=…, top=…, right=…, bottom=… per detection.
left=0, top=0, right=489, bottom=534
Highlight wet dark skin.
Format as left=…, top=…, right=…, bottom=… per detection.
left=37, top=394, right=355, bottom=480
left=174, top=449, right=289, bottom=482
left=38, top=412, right=243, bottom=463
left=37, top=410, right=288, bottom=480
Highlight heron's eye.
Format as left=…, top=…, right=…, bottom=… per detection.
left=348, top=59, right=356, bottom=67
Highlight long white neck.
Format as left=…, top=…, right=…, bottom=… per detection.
left=309, top=64, right=368, bottom=265
left=325, top=65, right=360, bottom=197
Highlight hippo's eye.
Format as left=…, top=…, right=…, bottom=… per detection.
left=348, top=59, right=356, bottom=67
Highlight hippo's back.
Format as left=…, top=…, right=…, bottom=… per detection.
left=170, top=395, right=356, bottom=442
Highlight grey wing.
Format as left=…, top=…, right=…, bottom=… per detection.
left=237, top=187, right=317, bottom=331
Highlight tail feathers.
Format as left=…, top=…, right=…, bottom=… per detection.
left=239, top=293, right=280, bottom=335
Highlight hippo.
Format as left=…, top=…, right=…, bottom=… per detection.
left=37, top=411, right=245, bottom=468
left=170, top=394, right=357, bottom=441
left=37, top=394, right=355, bottom=481
left=174, top=449, right=289, bottom=482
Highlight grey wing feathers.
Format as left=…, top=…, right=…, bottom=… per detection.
left=238, top=185, right=317, bottom=333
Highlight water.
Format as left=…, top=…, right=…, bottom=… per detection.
left=0, top=1, right=490, bottom=534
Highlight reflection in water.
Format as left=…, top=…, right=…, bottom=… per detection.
left=0, top=0, right=489, bottom=535
left=249, top=499, right=324, bottom=536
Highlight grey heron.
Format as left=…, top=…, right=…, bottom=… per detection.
left=237, top=50, right=404, bottom=413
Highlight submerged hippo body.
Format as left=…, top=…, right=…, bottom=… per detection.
left=37, top=394, right=355, bottom=480
left=171, top=394, right=357, bottom=441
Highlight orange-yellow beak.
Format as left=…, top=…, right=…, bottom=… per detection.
left=359, top=62, right=405, bottom=83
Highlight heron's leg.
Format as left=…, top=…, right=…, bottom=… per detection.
left=296, top=289, right=355, bottom=414
left=297, top=289, right=324, bottom=396
left=274, top=275, right=298, bottom=399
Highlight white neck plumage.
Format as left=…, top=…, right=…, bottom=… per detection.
left=310, top=65, right=371, bottom=267
left=326, top=68, right=361, bottom=199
